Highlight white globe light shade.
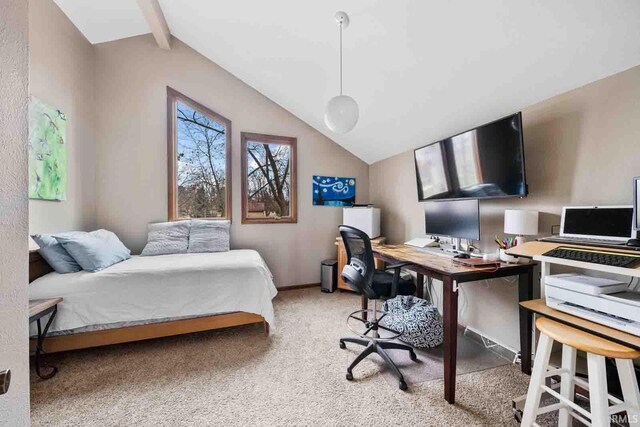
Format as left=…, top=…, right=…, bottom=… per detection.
left=324, top=95, right=359, bottom=134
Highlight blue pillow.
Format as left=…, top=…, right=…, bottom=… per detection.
left=54, top=230, right=131, bottom=272
left=31, top=234, right=82, bottom=274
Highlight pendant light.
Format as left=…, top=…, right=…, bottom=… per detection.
left=324, top=11, right=359, bottom=134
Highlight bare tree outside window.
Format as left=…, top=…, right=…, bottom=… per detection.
left=167, top=87, right=231, bottom=220
left=241, top=133, right=297, bottom=224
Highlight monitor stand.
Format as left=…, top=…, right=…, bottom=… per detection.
left=454, top=237, right=470, bottom=255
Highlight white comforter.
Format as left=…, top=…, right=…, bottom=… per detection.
left=29, top=250, right=278, bottom=336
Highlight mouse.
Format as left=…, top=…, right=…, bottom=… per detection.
left=454, top=253, right=470, bottom=259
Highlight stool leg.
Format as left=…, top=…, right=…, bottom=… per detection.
left=587, top=353, right=610, bottom=427
left=616, top=358, right=640, bottom=425
left=559, top=344, right=577, bottom=427
left=522, top=332, right=554, bottom=427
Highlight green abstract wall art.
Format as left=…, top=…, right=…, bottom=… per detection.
left=29, top=96, right=67, bottom=201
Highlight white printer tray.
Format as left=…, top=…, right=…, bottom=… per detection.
left=545, top=273, right=628, bottom=295
left=546, top=284, right=640, bottom=323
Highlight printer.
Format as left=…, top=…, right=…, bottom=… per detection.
left=545, top=273, right=640, bottom=336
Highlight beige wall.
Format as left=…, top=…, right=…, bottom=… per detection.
left=93, top=35, right=369, bottom=288
left=28, top=0, right=97, bottom=235
left=370, top=64, right=640, bottom=350
left=0, top=0, right=30, bottom=423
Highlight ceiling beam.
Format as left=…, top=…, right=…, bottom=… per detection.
left=136, top=0, right=171, bottom=50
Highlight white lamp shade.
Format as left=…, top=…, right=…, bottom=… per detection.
left=504, top=209, right=539, bottom=235
left=324, top=95, right=359, bottom=133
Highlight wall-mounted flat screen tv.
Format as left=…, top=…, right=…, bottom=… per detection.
left=414, top=112, right=527, bottom=201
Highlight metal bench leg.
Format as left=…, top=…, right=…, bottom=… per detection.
left=35, top=307, right=58, bottom=380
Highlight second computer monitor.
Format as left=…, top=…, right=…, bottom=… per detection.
left=635, top=177, right=640, bottom=231
left=425, top=199, right=480, bottom=240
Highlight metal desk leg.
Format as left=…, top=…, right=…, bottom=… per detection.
left=443, top=276, right=458, bottom=404
left=35, top=307, right=58, bottom=380
left=518, top=270, right=534, bottom=375
left=416, top=273, right=425, bottom=299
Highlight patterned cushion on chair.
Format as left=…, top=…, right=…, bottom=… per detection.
left=381, top=295, right=443, bottom=348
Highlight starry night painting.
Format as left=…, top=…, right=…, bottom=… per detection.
left=312, top=176, right=356, bottom=207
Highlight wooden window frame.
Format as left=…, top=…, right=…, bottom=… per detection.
left=167, top=86, right=232, bottom=221
left=241, top=132, right=298, bottom=224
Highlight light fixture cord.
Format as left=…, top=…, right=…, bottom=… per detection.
left=339, top=21, right=343, bottom=96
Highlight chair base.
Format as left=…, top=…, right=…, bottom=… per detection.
left=339, top=337, right=417, bottom=391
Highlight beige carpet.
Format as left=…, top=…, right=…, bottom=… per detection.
left=31, top=288, right=540, bottom=426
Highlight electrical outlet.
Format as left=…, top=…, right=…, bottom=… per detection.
left=0, top=370, right=10, bottom=395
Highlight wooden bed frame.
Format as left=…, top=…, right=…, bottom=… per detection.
left=29, top=251, right=269, bottom=353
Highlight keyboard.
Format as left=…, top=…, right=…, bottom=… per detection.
left=542, top=246, right=640, bottom=268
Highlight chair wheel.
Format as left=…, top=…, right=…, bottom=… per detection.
left=399, top=381, right=408, bottom=391
left=409, top=351, right=418, bottom=361
left=339, top=341, right=346, bottom=349
left=346, top=372, right=353, bottom=381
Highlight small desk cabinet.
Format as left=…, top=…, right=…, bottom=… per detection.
left=335, top=236, right=386, bottom=291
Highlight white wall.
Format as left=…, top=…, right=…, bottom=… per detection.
left=370, top=64, right=640, bottom=350
left=93, top=35, right=370, bottom=288
left=0, top=0, right=30, bottom=424
left=28, top=0, right=97, bottom=235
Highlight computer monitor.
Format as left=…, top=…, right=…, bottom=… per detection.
left=424, top=199, right=480, bottom=241
left=627, top=177, right=640, bottom=247
left=634, top=177, right=640, bottom=234
left=633, top=176, right=640, bottom=237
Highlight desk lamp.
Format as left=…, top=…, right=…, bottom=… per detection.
left=504, top=210, right=539, bottom=246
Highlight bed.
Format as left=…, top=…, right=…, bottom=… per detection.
left=28, top=249, right=277, bottom=353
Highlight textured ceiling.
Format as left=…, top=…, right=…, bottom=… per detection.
left=56, top=0, right=640, bottom=163
left=54, top=0, right=149, bottom=44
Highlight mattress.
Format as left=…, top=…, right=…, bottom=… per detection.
left=29, top=250, right=278, bottom=336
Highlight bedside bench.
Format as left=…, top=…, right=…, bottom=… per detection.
left=29, top=297, right=62, bottom=379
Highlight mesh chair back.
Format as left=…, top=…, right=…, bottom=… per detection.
left=339, top=225, right=378, bottom=299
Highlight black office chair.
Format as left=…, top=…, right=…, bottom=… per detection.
left=338, top=225, right=418, bottom=390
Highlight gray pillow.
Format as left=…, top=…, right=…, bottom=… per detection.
left=54, top=229, right=131, bottom=272
left=188, top=220, right=230, bottom=253
left=141, top=221, right=191, bottom=256
left=31, top=234, right=82, bottom=274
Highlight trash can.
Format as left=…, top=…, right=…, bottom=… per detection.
left=321, top=259, right=338, bottom=293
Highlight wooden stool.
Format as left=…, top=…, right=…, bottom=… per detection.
left=522, top=317, right=640, bottom=427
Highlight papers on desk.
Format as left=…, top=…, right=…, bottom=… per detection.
left=404, top=237, right=439, bottom=248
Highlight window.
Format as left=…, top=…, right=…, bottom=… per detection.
left=167, top=87, right=231, bottom=220
left=415, top=141, right=450, bottom=198
left=241, top=133, right=297, bottom=224
left=451, top=131, right=482, bottom=188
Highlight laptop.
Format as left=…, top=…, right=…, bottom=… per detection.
left=540, top=205, right=634, bottom=246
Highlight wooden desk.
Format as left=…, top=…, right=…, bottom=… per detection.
left=372, top=244, right=536, bottom=404
left=507, top=241, right=640, bottom=298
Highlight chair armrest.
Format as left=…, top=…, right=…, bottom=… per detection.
left=385, top=262, right=412, bottom=271
left=385, top=262, right=413, bottom=297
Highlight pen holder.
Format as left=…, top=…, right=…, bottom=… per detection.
left=499, top=249, right=519, bottom=264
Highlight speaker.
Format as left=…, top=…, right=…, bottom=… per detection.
left=320, top=259, right=337, bottom=293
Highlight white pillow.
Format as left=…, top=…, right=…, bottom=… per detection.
left=54, top=229, right=131, bottom=272
left=140, top=221, right=191, bottom=256
left=188, top=220, right=230, bottom=253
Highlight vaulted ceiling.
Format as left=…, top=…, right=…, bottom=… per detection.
left=55, top=0, right=640, bottom=164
